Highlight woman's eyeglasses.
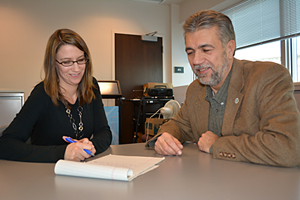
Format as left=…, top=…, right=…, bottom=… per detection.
left=56, top=58, right=89, bottom=67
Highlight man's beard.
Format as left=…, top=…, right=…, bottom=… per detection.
left=194, top=53, right=229, bottom=86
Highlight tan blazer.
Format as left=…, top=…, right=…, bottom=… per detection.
left=148, top=59, right=300, bottom=167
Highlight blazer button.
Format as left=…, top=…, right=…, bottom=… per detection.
left=227, top=153, right=232, bottom=158
left=232, top=153, right=236, bottom=159
left=223, top=152, right=228, bottom=157
left=219, top=152, right=224, bottom=157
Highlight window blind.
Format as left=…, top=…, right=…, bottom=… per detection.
left=222, top=0, right=300, bottom=49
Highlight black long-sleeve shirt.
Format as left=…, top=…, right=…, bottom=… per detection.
left=0, top=78, right=112, bottom=163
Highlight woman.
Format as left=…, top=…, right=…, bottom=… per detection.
left=0, top=29, right=112, bottom=162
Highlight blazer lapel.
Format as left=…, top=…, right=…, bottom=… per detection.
left=222, top=59, right=245, bottom=136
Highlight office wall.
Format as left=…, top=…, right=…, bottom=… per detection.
left=179, top=0, right=241, bottom=23
left=0, top=0, right=173, bottom=99
left=0, top=0, right=237, bottom=100
left=170, top=4, right=194, bottom=87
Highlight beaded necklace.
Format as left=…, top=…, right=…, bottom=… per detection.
left=65, top=106, right=84, bottom=139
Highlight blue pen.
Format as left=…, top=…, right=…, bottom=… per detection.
left=65, top=137, right=95, bottom=157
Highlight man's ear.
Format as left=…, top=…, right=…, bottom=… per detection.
left=227, top=40, right=236, bottom=59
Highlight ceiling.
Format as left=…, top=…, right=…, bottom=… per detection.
left=131, top=0, right=186, bottom=5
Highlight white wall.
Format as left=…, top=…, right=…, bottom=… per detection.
left=0, top=0, right=239, bottom=100
left=0, top=0, right=171, bottom=99
left=170, top=4, right=193, bottom=87
left=179, top=0, right=226, bottom=23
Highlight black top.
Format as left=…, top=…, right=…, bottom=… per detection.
left=0, top=78, right=112, bottom=163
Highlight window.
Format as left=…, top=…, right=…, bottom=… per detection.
left=222, top=0, right=300, bottom=82
left=296, top=36, right=300, bottom=82
left=235, top=41, right=281, bottom=64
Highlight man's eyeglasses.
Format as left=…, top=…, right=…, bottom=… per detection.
left=56, top=58, right=89, bottom=67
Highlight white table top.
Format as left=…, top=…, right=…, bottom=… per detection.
left=1, top=142, right=300, bottom=200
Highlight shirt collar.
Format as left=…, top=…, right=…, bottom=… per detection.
left=205, top=68, right=232, bottom=103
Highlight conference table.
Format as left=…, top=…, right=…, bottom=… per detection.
left=1, top=142, right=300, bottom=200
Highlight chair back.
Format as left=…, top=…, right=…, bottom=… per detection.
left=0, top=125, right=8, bottom=137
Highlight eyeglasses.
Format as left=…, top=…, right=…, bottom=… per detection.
left=56, top=58, right=89, bottom=67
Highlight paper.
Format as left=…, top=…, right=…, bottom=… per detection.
left=54, top=154, right=165, bottom=181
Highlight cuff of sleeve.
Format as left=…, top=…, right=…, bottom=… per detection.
left=209, top=145, right=213, bottom=154
left=145, top=133, right=162, bottom=149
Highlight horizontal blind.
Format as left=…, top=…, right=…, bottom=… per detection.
left=222, top=0, right=300, bottom=49
left=281, top=1, right=300, bottom=37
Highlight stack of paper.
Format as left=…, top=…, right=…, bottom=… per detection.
left=54, top=154, right=165, bottom=181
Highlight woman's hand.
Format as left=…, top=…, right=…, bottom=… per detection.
left=63, top=136, right=96, bottom=161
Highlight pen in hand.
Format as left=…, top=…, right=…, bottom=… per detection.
left=64, top=137, right=95, bottom=157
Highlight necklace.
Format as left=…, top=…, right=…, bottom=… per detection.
left=65, top=106, right=84, bottom=139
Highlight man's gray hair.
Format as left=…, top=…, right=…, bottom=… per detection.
left=183, top=10, right=236, bottom=49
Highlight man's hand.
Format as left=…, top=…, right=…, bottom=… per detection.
left=154, top=132, right=183, bottom=156
left=198, top=131, right=219, bottom=153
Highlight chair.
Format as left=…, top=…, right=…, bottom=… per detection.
left=0, top=125, right=8, bottom=137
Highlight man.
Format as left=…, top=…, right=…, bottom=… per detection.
left=146, top=10, right=300, bottom=167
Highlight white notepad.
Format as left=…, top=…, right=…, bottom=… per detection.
left=54, top=154, right=165, bottom=181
